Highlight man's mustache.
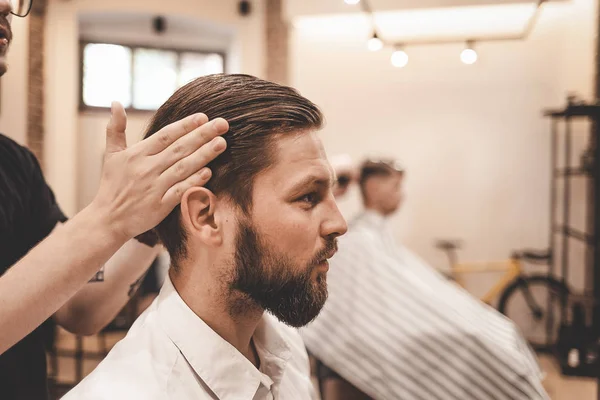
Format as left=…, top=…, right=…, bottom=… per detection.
left=310, top=238, right=339, bottom=267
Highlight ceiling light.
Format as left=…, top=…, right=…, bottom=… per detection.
left=368, top=32, right=383, bottom=52
left=460, top=41, right=478, bottom=64
left=344, top=0, right=360, bottom=4
left=391, top=48, right=409, bottom=68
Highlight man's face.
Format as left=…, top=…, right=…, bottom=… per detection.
left=0, top=0, right=14, bottom=77
left=367, top=172, right=404, bottom=215
left=227, top=130, right=348, bottom=327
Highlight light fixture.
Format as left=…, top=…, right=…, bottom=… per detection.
left=368, top=32, right=383, bottom=52
left=460, top=41, right=478, bottom=64
left=344, top=0, right=546, bottom=67
left=391, top=48, right=409, bottom=68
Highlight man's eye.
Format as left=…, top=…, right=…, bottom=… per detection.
left=298, top=193, right=319, bottom=206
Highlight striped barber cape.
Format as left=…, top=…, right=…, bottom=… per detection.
left=301, top=211, right=548, bottom=400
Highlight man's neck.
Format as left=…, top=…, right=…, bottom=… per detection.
left=169, top=267, right=263, bottom=367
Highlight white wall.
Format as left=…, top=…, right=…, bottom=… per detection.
left=0, top=16, right=28, bottom=145
left=290, top=0, right=596, bottom=295
left=78, top=13, right=235, bottom=52
left=557, top=0, right=597, bottom=98
left=44, top=0, right=266, bottom=216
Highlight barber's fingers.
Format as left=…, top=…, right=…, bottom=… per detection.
left=105, top=102, right=128, bottom=153
left=138, top=113, right=210, bottom=156
left=161, top=168, right=213, bottom=209
left=157, top=136, right=226, bottom=190
left=155, top=118, right=229, bottom=172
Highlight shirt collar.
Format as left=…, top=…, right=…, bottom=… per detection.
left=253, top=314, right=293, bottom=386
left=156, top=276, right=292, bottom=400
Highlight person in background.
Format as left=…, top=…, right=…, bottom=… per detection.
left=0, top=1, right=228, bottom=398
left=330, top=154, right=357, bottom=199
left=302, top=159, right=549, bottom=400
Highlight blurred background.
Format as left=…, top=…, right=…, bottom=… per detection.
left=1, top=0, right=599, bottom=398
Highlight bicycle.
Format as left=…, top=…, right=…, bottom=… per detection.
left=435, top=240, right=570, bottom=351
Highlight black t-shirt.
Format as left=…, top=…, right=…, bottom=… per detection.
left=0, top=133, right=67, bottom=400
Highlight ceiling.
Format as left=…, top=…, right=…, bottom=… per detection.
left=286, top=0, right=569, bottom=42
left=284, top=0, right=566, bottom=19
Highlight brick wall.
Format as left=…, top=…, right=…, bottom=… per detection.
left=265, top=0, right=288, bottom=85
left=27, top=0, right=47, bottom=166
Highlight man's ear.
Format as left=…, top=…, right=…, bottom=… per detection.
left=180, top=187, right=223, bottom=247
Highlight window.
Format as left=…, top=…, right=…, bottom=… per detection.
left=81, top=42, right=225, bottom=111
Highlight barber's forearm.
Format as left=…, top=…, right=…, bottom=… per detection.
left=56, top=241, right=160, bottom=335
left=0, top=204, right=127, bottom=355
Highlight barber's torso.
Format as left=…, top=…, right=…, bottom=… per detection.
left=0, top=133, right=66, bottom=400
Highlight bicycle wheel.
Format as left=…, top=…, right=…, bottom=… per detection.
left=498, top=275, right=569, bottom=351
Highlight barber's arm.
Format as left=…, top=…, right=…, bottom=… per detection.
left=0, top=102, right=229, bottom=354
left=53, top=229, right=161, bottom=335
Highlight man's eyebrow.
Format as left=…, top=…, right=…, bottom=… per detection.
left=288, top=174, right=335, bottom=193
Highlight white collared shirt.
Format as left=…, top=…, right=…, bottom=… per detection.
left=63, top=277, right=316, bottom=400
left=301, top=211, right=549, bottom=400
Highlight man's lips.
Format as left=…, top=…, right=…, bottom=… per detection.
left=317, top=260, right=330, bottom=271
left=316, top=248, right=338, bottom=269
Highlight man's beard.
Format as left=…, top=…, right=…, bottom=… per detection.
left=229, top=219, right=337, bottom=328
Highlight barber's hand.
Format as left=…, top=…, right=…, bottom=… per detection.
left=91, top=101, right=228, bottom=241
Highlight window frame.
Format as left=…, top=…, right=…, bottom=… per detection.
left=79, top=40, right=227, bottom=113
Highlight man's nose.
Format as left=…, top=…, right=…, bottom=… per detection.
left=321, top=199, right=348, bottom=239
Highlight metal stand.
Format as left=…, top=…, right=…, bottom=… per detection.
left=544, top=100, right=600, bottom=379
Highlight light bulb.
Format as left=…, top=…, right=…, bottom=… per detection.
left=460, top=48, right=477, bottom=65
left=344, top=0, right=360, bottom=4
left=391, top=50, right=408, bottom=68
left=368, top=34, right=383, bottom=52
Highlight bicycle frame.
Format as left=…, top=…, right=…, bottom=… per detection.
left=451, top=258, right=522, bottom=305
